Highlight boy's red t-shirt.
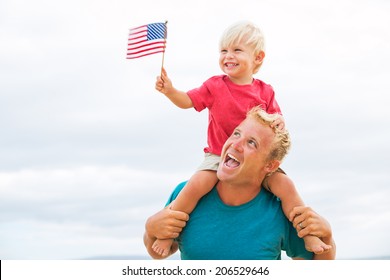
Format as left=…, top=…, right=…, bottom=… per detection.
left=188, top=75, right=282, bottom=156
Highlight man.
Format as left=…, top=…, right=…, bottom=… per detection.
left=144, top=106, right=336, bottom=260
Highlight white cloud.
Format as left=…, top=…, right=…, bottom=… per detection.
left=0, top=166, right=188, bottom=259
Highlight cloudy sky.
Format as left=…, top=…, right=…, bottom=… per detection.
left=1, top=0, right=389, bottom=260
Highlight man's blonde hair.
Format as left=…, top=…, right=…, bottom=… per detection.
left=219, top=21, right=266, bottom=73
left=246, top=106, right=291, bottom=162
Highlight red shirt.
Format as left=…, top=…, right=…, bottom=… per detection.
left=188, top=75, right=282, bottom=155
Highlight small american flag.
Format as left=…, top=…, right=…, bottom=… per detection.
left=126, top=22, right=167, bottom=59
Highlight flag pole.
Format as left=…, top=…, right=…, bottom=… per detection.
left=160, top=20, right=168, bottom=76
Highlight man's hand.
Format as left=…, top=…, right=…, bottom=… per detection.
left=289, top=206, right=331, bottom=239
left=146, top=204, right=189, bottom=240
left=143, top=204, right=189, bottom=259
left=289, top=206, right=336, bottom=260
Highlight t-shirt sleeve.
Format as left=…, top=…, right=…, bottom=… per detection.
left=187, top=79, right=215, bottom=112
left=165, top=181, right=188, bottom=207
left=265, top=85, right=283, bottom=115
left=282, top=219, right=313, bottom=260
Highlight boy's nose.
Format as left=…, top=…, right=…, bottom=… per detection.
left=226, top=52, right=234, bottom=58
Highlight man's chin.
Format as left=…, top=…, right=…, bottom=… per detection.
left=217, top=165, right=237, bottom=180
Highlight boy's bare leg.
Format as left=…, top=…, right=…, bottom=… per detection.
left=265, top=171, right=332, bottom=254
left=152, top=170, right=218, bottom=257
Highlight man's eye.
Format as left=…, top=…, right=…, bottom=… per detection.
left=233, top=131, right=240, bottom=137
left=248, top=140, right=257, bottom=147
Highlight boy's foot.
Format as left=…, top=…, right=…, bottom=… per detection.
left=304, top=235, right=332, bottom=255
left=152, top=238, right=174, bottom=257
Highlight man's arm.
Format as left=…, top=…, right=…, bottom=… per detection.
left=290, top=206, right=336, bottom=260
left=143, top=206, right=189, bottom=259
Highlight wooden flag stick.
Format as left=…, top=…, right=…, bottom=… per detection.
left=160, top=20, right=168, bottom=77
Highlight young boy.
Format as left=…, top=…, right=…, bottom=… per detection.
left=153, top=21, right=331, bottom=257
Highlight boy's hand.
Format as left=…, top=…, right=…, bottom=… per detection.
left=154, top=67, right=193, bottom=109
left=271, top=115, right=285, bottom=130
left=155, top=67, right=174, bottom=95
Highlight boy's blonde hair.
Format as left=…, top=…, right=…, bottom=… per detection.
left=219, top=21, right=266, bottom=73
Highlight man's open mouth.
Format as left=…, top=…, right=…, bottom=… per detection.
left=224, top=153, right=240, bottom=168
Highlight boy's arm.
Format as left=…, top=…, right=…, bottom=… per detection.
left=155, top=68, right=193, bottom=109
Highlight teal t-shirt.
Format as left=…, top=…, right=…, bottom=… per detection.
left=167, top=181, right=313, bottom=260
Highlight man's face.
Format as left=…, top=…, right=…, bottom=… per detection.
left=217, top=116, right=274, bottom=186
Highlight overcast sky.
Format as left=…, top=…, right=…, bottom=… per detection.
left=1, top=0, right=390, bottom=260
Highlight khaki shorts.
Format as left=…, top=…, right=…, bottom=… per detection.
left=196, top=153, right=220, bottom=171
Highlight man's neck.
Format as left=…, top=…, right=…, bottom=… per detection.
left=216, top=180, right=262, bottom=206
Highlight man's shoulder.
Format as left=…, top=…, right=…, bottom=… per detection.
left=166, top=181, right=188, bottom=205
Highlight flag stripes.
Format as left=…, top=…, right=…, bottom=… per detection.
left=127, top=22, right=167, bottom=59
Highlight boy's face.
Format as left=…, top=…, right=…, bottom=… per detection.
left=219, top=40, right=262, bottom=84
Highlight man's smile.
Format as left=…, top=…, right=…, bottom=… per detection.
left=224, top=153, right=241, bottom=168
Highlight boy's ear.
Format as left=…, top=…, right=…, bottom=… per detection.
left=255, top=51, right=265, bottom=64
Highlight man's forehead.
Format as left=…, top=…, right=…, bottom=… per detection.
left=239, top=117, right=273, bottom=140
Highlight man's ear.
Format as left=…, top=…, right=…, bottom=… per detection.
left=265, top=160, right=280, bottom=174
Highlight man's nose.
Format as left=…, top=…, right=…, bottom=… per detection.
left=231, top=140, right=244, bottom=152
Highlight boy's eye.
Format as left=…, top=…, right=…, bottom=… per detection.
left=221, top=49, right=227, bottom=54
